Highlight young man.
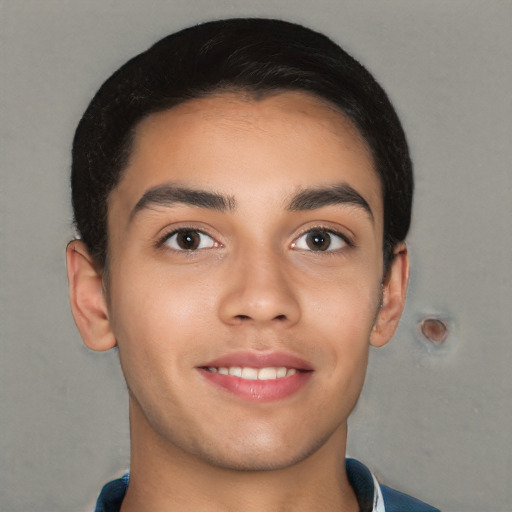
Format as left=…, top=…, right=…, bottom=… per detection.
left=67, top=18, right=440, bottom=512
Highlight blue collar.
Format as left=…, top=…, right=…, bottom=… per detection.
left=94, top=458, right=439, bottom=512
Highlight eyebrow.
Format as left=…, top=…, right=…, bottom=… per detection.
left=287, top=183, right=373, bottom=219
left=130, top=184, right=235, bottom=220
left=130, top=182, right=373, bottom=221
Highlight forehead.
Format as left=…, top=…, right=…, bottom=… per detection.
left=134, top=90, right=373, bottom=159
left=112, top=90, right=382, bottom=223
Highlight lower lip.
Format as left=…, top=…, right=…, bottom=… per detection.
left=198, top=368, right=312, bottom=402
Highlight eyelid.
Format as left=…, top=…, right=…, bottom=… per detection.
left=290, top=226, right=354, bottom=251
left=157, top=227, right=220, bottom=251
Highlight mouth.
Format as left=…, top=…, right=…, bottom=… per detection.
left=202, top=366, right=300, bottom=380
left=198, top=351, right=313, bottom=402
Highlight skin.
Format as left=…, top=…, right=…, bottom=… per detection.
left=67, top=91, right=409, bottom=511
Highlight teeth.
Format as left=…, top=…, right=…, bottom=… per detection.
left=228, top=367, right=242, bottom=377
left=258, top=367, right=277, bottom=380
left=241, top=367, right=258, bottom=380
left=276, top=367, right=287, bottom=378
left=209, top=366, right=297, bottom=380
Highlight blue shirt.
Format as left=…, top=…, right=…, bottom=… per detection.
left=94, top=458, right=440, bottom=512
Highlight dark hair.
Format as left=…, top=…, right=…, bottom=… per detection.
left=72, top=18, right=413, bottom=271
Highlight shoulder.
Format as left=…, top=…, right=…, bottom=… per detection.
left=380, top=484, right=441, bottom=512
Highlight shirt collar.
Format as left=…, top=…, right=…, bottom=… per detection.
left=345, top=458, right=386, bottom=512
left=95, top=459, right=385, bottom=512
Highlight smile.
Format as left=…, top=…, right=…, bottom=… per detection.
left=198, top=351, right=313, bottom=402
left=206, top=366, right=297, bottom=380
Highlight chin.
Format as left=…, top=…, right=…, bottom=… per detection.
left=201, top=451, right=304, bottom=473
left=193, top=428, right=336, bottom=473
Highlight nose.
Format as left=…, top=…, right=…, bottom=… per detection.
left=218, top=248, right=301, bottom=328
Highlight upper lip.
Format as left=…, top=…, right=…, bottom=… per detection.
left=201, top=351, right=314, bottom=371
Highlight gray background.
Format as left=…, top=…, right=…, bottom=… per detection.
left=1, top=1, right=511, bottom=511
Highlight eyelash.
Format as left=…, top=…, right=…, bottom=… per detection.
left=291, top=226, right=354, bottom=253
left=157, top=228, right=218, bottom=251
left=156, top=226, right=354, bottom=253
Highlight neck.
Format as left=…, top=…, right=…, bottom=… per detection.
left=121, top=400, right=359, bottom=512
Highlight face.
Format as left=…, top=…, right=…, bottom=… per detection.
left=101, top=91, right=395, bottom=470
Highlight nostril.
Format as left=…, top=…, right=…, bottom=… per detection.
left=274, top=314, right=287, bottom=321
left=235, top=315, right=250, bottom=321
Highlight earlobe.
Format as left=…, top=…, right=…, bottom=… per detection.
left=370, top=243, right=409, bottom=348
left=66, top=240, right=117, bottom=351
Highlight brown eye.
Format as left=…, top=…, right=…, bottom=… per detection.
left=176, top=231, right=200, bottom=250
left=164, top=230, right=216, bottom=251
left=306, top=230, right=331, bottom=251
left=292, top=229, right=347, bottom=252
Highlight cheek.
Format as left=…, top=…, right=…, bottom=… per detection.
left=300, top=270, right=381, bottom=366
left=108, top=262, right=215, bottom=372
left=111, top=252, right=213, bottom=322
left=309, top=287, right=376, bottom=412
left=304, top=262, right=381, bottom=324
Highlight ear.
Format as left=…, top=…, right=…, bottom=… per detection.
left=66, top=240, right=117, bottom=351
left=370, top=243, right=409, bottom=348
